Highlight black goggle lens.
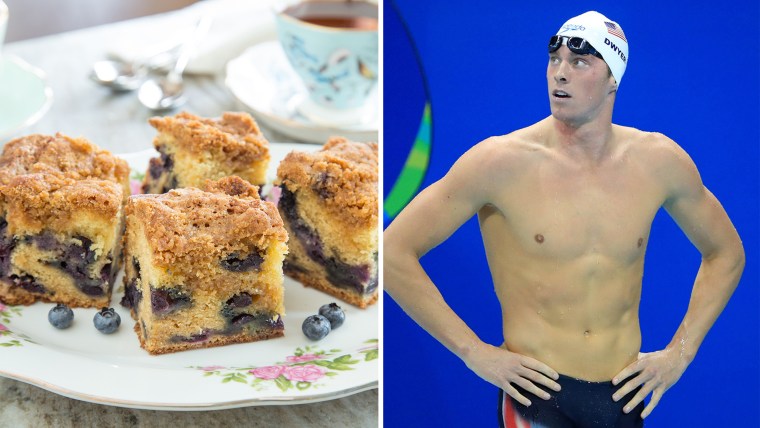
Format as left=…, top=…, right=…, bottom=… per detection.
left=548, top=35, right=603, bottom=59
left=548, top=35, right=563, bottom=51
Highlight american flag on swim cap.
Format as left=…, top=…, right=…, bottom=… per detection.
left=605, top=21, right=627, bottom=42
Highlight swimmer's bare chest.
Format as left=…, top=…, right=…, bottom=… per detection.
left=479, top=151, right=666, bottom=275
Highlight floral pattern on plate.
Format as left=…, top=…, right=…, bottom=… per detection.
left=0, top=304, right=25, bottom=347
left=195, top=339, right=378, bottom=392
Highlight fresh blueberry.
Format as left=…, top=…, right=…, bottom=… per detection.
left=93, top=307, right=121, bottom=334
left=318, top=303, right=345, bottom=329
left=302, top=314, right=331, bottom=341
left=48, top=303, right=74, bottom=329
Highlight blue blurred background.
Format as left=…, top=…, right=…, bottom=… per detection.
left=383, top=1, right=759, bottom=426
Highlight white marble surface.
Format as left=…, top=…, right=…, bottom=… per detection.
left=0, top=9, right=378, bottom=428
left=0, top=377, right=378, bottom=427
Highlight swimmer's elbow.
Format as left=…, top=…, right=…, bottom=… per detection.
left=731, top=243, right=746, bottom=275
left=725, top=234, right=745, bottom=273
left=702, top=239, right=745, bottom=278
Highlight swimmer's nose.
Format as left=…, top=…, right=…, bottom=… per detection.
left=554, top=62, right=569, bottom=83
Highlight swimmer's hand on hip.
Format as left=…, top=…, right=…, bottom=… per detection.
left=611, top=348, right=691, bottom=419
left=464, top=343, right=562, bottom=406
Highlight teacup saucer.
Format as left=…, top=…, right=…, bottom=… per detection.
left=0, top=55, right=53, bottom=142
left=296, top=94, right=377, bottom=128
left=225, top=41, right=378, bottom=144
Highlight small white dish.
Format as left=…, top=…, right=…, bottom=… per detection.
left=0, top=55, right=53, bottom=142
left=0, top=144, right=378, bottom=410
left=225, top=41, right=378, bottom=144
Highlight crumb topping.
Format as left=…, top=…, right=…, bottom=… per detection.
left=3, top=173, right=122, bottom=234
left=276, top=137, right=378, bottom=227
left=0, top=133, right=130, bottom=186
left=148, top=112, right=270, bottom=163
left=202, top=175, right=260, bottom=200
left=128, top=178, right=287, bottom=266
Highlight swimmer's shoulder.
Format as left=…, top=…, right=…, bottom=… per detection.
left=460, top=125, right=546, bottom=172
left=436, top=127, right=543, bottom=205
left=616, top=125, right=701, bottom=187
left=616, top=125, right=694, bottom=167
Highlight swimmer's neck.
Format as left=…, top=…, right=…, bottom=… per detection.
left=547, top=116, right=615, bottom=163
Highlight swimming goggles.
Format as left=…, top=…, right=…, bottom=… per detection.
left=548, top=35, right=603, bottom=59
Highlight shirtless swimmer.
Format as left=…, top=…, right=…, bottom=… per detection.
left=383, top=11, right=745, bottom=427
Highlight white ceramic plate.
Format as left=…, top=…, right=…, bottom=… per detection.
left=225, top=41, right=379, bottom=144
left=0, top=55, right=53, bottom=142
left=0, top=144, right=378, bottom=410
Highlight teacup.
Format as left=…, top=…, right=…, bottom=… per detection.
left=276, top=1, right=378, bottom=125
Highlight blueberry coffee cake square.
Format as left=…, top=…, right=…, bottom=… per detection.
left=121, top=176, right=287, bottom=354
left=142, top=111, right=270, bottom=194
left=276, top=137, right=378, bottom=308
left=0, top=134, right=130, bottom=308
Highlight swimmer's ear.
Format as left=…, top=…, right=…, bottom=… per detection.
left=609, top=78, right=618, bottom=95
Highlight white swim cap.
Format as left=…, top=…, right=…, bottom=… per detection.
left=556, top=11, right=628, bottom=86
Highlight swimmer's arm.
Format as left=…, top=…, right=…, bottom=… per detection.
left=660, top=142, right=745, bottom=363
left=384, top=142, right=495, bottom=360
left=613, top=136, right=744, bottom=417
left=384, top=140, right=561, bottom=402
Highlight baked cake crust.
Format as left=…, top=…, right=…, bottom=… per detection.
left=134, top=321, right=284, bottom=355
left=0, top=133, right=128, bottom=308
left=276, top=138, right=378, bottom=308
left=148, top=112, right=270, bottom=166
left=276, top=137, right=378, bottom=229
left=123, top=176, right=288, bottom=354
left=285, top=266, right=379, bottom=308
left=142, top=112, right=271, bottom=193
left=0, top=133, right=130, bottom=198
left=3, top=173, right=122, bottom=235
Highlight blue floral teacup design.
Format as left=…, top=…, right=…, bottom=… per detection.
left=276, top=3, right=378, bottom=111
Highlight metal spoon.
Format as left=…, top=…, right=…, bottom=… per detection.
left=90, top=46, right=181, bottom=92
left=138, top=16, right=213, bottom=111
left=90, top=59, right=147, bottom=92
